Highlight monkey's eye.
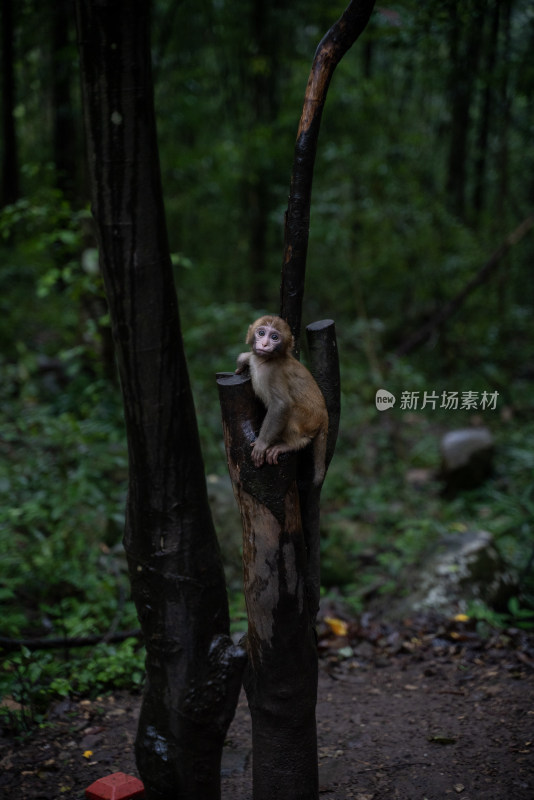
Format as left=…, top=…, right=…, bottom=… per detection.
left=271, top=333, right=279, bottom=341
left=257, top=329, right=266, bottom=337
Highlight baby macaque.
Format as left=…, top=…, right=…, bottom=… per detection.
left=236, top=315, right=328, bottom=485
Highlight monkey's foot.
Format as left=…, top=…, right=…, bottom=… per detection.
left=265, top=445, right=290, bottom=465
left=250, top=441, right=266, bottom=467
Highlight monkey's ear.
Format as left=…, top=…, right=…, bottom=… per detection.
left=282, top=323, right=295, bottom=354
left=246, top=324, right=254, bottom=346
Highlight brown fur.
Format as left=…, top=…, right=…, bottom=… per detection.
left=236, top=315, right=328, bottom=485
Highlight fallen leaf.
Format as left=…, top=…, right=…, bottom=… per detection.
left=428, top=734, right=458, bottom=745
left=324, top=617, right=348, bottom=637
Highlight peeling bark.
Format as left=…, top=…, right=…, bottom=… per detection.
left=217, top=373, right=319, bottom=800
left=217, top=321, right=340, bottom=799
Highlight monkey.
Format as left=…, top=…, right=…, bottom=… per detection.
left=235, top=315, right=328, bottom=486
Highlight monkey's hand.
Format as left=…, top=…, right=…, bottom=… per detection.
left=250, top=439, right=267, bottom=467
left=235, top=352, right=251, bottom=374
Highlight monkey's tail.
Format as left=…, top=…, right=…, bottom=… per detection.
left=312, top=427, right=328, bottom=487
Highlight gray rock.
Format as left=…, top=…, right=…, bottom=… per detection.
left=409, top=530, right=517, bottom=615
left=440, top=428, right=494, bottom=492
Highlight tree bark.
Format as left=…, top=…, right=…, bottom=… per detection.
left=299, top=320, right=341, bottom=621
left=217, top=326, right=339, bottom=800
left=444, top=0, right=484, bottom=219
left=280, top=0, right=376, bottom=353
left=75, top=3, right=245, bottom=798
left=217, top=373, right=319, bottom=800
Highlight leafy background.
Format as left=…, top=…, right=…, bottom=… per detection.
left=1, top=0, right=533, bottom=730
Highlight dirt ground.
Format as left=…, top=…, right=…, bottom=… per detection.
left=1, top=613, right=533, bottom=800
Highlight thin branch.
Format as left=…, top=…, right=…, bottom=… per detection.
left=0, top=629, right=142, bottom=653
left=395, top=213, right=534, bottom=356
left=280, top=0, right=376, bottom=353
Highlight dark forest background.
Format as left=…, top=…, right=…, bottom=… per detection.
left=1, top=0, right=533, bottom=727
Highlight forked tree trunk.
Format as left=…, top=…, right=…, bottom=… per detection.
left=76, top=2, right=245, bottom=798
left=218, top=4, right=374, bottom=798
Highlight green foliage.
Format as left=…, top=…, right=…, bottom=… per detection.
left=0, top=181, right=109, bottom=392
left=320, top=402, right=534, bottom=620
left=0, top=372, right=138, bottom=730
left=467, top=596, right=534, bottom=634
left=2, top=0, right=534, bottom=731
left=1, top=639, right=144, bottom=733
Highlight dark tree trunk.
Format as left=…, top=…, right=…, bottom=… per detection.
left=495, top=0, right=512, bottom=222
left=1, top=0, right=19, bottom=206
left=51, top=0, right=78, bottom=200
left=444, top=0, right=484, bottom=219
left=472, top=0, right=500, bottom=218
left=75, top=2, right=245, bottom=799
left=241, top=0, right=285, bottom=306
left=299, top=320, right=341, bottom=620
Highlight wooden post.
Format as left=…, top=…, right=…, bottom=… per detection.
left=298, top=320, right=341, bottom=623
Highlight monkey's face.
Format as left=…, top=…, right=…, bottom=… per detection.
left=253, top=323, right=284, bottom=357
left=246, top=315, right=294, bottom=357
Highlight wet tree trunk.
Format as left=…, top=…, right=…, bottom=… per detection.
left=75, top=2, right=245, bottom=798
